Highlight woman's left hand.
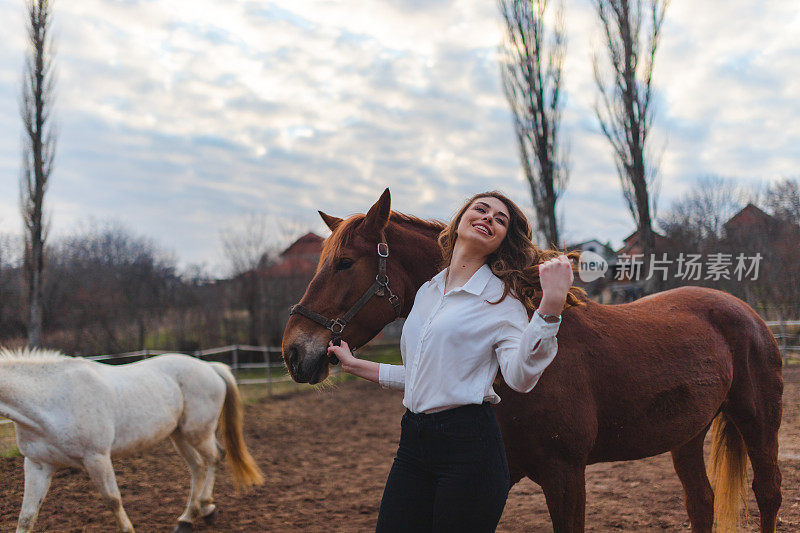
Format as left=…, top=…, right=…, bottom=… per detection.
left=538, top=254, right=574, bottom=316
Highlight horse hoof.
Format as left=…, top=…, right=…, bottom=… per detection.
left=202, top=508, right=218, bottom=525
left=173, top=521, right=193, bottom=533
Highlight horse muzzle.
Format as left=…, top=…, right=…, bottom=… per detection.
left=283, top=342, right=330, bottom=384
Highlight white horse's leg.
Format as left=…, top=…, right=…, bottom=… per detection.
left=195, top=436, right=222, bottom=522
left=16, top=458, right=54, bottom=533
left=83, top=454, right=134, bottom=533
left=170, top=432, right=206, bottom=531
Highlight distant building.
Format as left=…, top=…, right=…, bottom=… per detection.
left=723, top=203, right=774, bottom=241
left=565, top=239, right=617, bottom=303
left=258, top=233, right=323, bottom=347
left=615, top=230, right=670, bottom=257
left=566, top=239, right=616, bottom=261
left=607, top=229, right=669, bottom=303
left=261, top=232, right=323, bottom=280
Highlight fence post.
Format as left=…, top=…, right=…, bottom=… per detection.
left=780, top=319, right=788, bottom=366
left=143, top=349, right=149, bottom=360
left=267, top=358, right=273, bottom=397
left=232, top=345, right=239, bottom=381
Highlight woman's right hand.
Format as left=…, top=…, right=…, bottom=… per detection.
left=328, top=340, right=358, bottom=370
left=327, top=340, right=382, bottom=384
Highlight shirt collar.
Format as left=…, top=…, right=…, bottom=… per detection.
left=431, top=263, right=493, bottom=296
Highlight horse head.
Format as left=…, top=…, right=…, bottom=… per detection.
left=282, top=188, right=442, bottom=384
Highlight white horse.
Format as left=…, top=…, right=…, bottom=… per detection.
left=0, top=348, right=264, bottom=533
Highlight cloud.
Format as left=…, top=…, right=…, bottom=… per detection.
left=0, top=0, right=797, bottom=269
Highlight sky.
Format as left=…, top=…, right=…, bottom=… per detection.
left=0, top=0, right=797, bottom=273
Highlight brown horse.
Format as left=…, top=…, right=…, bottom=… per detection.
left=282, top=189, right=783, bottom=532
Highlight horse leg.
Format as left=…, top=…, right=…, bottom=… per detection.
left=83, top=454, right=134, bottom=533
left=726, top=412, right=782, bottom=533
left=16, top=458, right=54, bottom=533
left=170, top=432, right=206, bottom=532
left=670, top=428, right=714, bottom=532
left=194, top=435, right=222, bottom=523
left=538, top=461, right=587, bottom=533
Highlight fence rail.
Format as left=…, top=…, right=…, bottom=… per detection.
left=81, top=344, right=341, bottom=392
left=766, top=320, right=800, bottom=364
left=765, top=321, right=800, bottom=327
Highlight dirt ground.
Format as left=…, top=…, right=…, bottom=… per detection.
left=1, top=368, right=799, bottom=532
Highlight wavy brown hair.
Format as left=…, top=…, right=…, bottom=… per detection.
left=438, top=191, right=586, bottom=312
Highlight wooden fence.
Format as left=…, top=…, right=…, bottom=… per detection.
left=766, top=320, right=800, bottom=365
left=85, top=344, right=341, bottom=395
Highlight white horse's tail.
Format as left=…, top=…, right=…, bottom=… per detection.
left=210, top=362, right=264, bottom=489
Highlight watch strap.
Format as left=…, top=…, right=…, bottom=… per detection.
left=536, top=309, right=561, bottom=323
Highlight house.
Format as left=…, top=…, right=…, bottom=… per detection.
left=261, top=232, right=323, bottom=279
left=615, top=229, right=670, bottom=257
left=256, top=233, right=323, bottom=347
left=566, top=239, right=616, bottom=261
left=602, top=229, right=670, bottom=303
left=564, top=239, right=617, bottom=303
left=722, top=203, right=775, bottom=242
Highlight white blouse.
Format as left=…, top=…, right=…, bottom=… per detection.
left=378, top=263, right=562, bottom=414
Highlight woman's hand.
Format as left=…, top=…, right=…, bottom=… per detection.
left=328, top=340, right=358, bottom=371
left=538, top=254, right=574, bottom=316
left=328, top=340, right=382, bottom=383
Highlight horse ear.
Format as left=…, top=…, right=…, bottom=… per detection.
left=362, top=188, right=391, bottom=236
left=318, top=211, right=343, bottom=232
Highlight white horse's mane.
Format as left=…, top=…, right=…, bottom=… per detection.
left=0, top=347, right=68, bottom=361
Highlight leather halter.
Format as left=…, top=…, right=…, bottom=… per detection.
left=289, top=242, right=401, bottom=364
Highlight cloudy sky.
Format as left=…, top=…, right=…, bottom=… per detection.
left=0, top=0, right=797, bottom=272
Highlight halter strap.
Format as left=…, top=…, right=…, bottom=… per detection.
left=289, top=241, right=401, bottom=364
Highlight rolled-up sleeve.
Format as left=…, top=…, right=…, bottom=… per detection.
left=378, top=363, right=405, bottom=391
left=494, top=303, right=561, bottom=393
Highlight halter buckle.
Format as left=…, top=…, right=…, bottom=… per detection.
left=330, top=319, right=346, bottom=335
left=377, top=242, right=389, bottom=257
left=376, top=273, right=389, bottom=286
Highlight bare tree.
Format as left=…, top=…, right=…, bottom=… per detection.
left=659, top=175, right=747, bottom=247
left=499, top=0, right=568, bottom=248
left=761, top=179, right=800, bottom=326
left=44, top=222, right=178, bottom=354
left=220, top=214, right=311, bottom=346
left=220, top=214, right=275, bottom=346
left=593, top=0, right=668, bottom=284
left=0, top=233, right=25, bottom=339
left=20, top=0, right=56, bottom=347
left=764, top=178, right=800, bottom=227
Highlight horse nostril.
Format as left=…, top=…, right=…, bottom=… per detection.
left=289, top=346, right=302, bottom=376
left=284, top=346, right=296, bottom=374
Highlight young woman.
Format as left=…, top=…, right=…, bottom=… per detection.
left=327, top=191, right=580, bottom=532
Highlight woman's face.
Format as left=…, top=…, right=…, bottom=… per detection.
left=455, top=196, right=511, bottom=257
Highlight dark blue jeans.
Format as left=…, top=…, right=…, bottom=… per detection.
left=375, top=403, right=511, bottom=532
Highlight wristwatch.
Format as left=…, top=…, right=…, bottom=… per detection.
left=536, top=309, right=561, bottom=323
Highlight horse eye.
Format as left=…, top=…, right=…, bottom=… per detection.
left=336, top=258, right=354, bottom=271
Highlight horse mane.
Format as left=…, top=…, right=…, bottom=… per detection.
left=317, top=211, right=445, bottom=271
left=0, top=347, right=68, bottom=362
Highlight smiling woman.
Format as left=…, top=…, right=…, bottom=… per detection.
left=320, top=189, right=579, bottom=532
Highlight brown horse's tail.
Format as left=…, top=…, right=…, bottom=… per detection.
left=707, top=412, right=749, bottom=532
left=211, top=362, right=265, bottom=489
